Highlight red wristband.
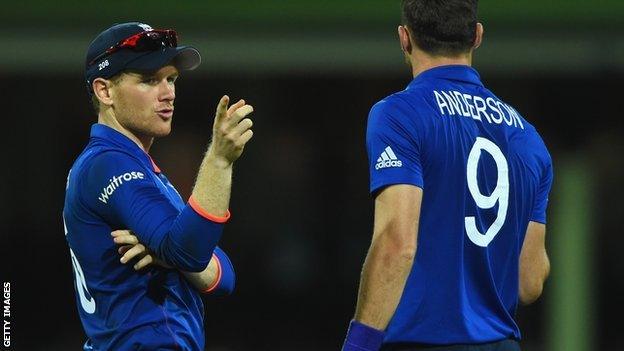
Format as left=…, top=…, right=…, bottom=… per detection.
left=202, top=253, right=222, bottom=294
left=188, top=196, right=231, bottom=223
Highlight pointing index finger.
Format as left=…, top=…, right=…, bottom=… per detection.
left=215, top=95, right=230, bottom=121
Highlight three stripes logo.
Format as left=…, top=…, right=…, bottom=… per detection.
left=375, top=146, right=403, bottom=170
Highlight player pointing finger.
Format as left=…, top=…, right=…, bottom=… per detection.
left=209, top=95, right=254, bottom=165
left=64, top=22, right=245, bottom=350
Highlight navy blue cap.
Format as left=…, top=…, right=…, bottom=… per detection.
left=85, top=22, right=201, bottom=94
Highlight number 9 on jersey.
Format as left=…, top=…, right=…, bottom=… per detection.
left=465, top=137, right=509, bottom=247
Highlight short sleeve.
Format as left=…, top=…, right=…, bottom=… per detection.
left=530, top=153, right=553, bottom=224
left=366, top=99, right=423, bottom=194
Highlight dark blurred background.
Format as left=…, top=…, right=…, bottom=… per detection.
left=2, top=1, right=624, bottom=350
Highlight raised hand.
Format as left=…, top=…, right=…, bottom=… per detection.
left=207, top=95, right=254, bottom=166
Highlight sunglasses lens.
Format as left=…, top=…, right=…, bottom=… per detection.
left=90, top=30, right=179, bottom=66
left=138, top=31, right=178, bottom=51
left=162, top=31, right=178, bottom=47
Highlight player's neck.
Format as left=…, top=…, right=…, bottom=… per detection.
left=409, top=52, right=472, bottom=78
left=98, top=112, right=154, bottom=153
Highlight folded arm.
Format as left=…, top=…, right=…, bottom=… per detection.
left=83, top=96, right=253, bottom=272
left=113, top=230, right=235, bottom=295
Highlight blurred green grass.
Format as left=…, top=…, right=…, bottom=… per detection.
left=3, top=0, right=623, bottom=29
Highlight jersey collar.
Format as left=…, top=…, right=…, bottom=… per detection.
left=408, top=65, right=483, bottom=88
left=90, top=123, right=162, bottom=173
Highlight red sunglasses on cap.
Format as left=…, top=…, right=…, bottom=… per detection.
left=88, top=29, right=178, bottom=66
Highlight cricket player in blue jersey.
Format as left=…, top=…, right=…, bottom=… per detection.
left=63, top=22, right=253, bottom=350
left=342, top=1, right=552, bottom=350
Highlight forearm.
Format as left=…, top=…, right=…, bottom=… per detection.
left=518, top=222, right=550, bottom=305
left=150, top=153, right=234, bottom=271
left=164, top=96, right=253, bottom=269
left=519, top=251, right=550, bottom=305
left=190, top=151, right=232, bottom=218
left=189, top=95, right=254, bottom=217
left=181, top=246, right=235, bottom=295
left=160, top=150, right=232, bottom=272
left=181, top=255, right=219, bottom=291
left=354, top=233, right=416, bottom=330
left=155, top=204, right=227, bottom=272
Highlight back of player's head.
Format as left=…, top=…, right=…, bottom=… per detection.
left=401, top=0, right=478, bottom=57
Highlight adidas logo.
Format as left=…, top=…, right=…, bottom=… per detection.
left=375, top=146, right=403, bottom=170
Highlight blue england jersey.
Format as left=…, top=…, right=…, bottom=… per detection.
left=366, top=66, right=553, bottom=344
left=63, top=124, right=234, bottom=351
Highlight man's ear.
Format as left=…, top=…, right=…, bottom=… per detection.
left=473, top=22, right=484, bottom=50
left=92, top=78, right=115, bottom=107
left=398, top=25, right=413, bottom=54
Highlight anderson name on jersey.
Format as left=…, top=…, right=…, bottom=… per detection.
left=366, top=65, right=552, bottom=344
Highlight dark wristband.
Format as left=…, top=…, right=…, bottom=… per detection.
left=342, top=320, right=385, bottom=351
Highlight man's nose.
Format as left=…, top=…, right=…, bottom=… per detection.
left=159, top=81, right=175, bottom=101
